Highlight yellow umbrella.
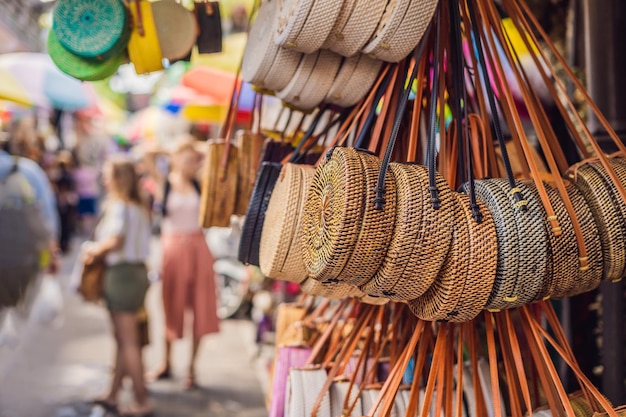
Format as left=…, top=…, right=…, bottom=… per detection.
left=0, top=68, right=32, bottom=106
left=191, top=32, right=247, bottom=74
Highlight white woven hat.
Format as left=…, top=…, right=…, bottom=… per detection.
left=242, top=0, right=303, bottom=91
left=151, top=0, right=197, bottom=60
left=326, top=54, right=382, bottom=107
left=363, top=0, right=438, bottom=62
left=329, top=0, right=388, bottom=57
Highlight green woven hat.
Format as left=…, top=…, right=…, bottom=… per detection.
left=52, top=0, right=130, bottom=60
left=47, top=30, right=126, bottom=82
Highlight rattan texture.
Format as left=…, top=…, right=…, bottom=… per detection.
left=572, top=163, right=626, bottom=282
left=409, top=191, right=468, bottom=321
left=300, top=278, right=362, bottom=299
left=329, top=0, right=388, bottom=57
left=321, top=0, right=359, bottom=50
left=364, top=0, right=438, bottom=62
left=242, top=0, right=278, bottom=85
left=286, top=50, right=342, bottom=110
left=468, top=179, right=545, bottom=310
left=52, top=0, right=128, bottom=59
left=552, top=182, right=604, bottom=298
left=263, top=48, right=304, bottom=92
left=284, top=0, right=345, bottom=53
left=152, top=0, right=197, bottom=60
left=199, top=141, right=239, bottom=228
left=361, top=0, right=409, bottom=57
left=260, top=164, right=315, bottom=283
left=326, top=54, right=383, bottom=108
left=335, top=149, right=397, bottom=287
left=440, top=193, right=497, bottom=322
left=277, top=52, right=319, bottom=104
left=274, top=0, right=316, bottom=47
left=301, top=147, right=367, bottom=283
left=362, top=165, right=454, bottom=301
left=238, top=162, right=283, bottom=266
left=234, top=131, right=265, bottom=216
left=47, top=30, right=125, bottom=82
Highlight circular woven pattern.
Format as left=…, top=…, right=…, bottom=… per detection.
left=274, top=0, right=316, bottom=47
left=48, top=30, right=125, bottom=82
left=276, top=52, right=319, bottom=104
left=468, top=179, right=548, bottom=310
left=571, top=163, right=626, bottom=282
left=553, top=182, right=604, bottom=298
left=285, top=50, right=342, bottom=110
left=284, top=0, right=345, bottom=53
left=362, top=164, right=455, bottom=300
left=326, top=54, right=382, bottom=108
left=440, top=193, right=497, bottom=322
left=260, top=164, right=315, bottom=283
left=300, top=278, right=362, bottom=299
left=409, top=191, right=468, bottom=321
left=330, top=0, right=388, bottom=57
left=53, top=0, right=128, bottom=59
left=361, top=0, right=410, bottom=57
left=301, top=147, right=367, bottom=284
left=262, top=48, right=304, bottom=92
left=321, top=0, right=359, bottom=50
left=152, top=0, right=197, bottom=60
left=242, top=0, right=281, bottom=85
left=333, top=149, right=396, bottom=286
left=364, top=0, right=437, bottom=62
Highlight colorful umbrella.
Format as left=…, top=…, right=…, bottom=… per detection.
left=0, top=53, right=96, bottom=111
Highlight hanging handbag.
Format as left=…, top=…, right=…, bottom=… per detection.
left=127, top=0, right=164, bottom=74
left=195, top=1, right=223, bottom=54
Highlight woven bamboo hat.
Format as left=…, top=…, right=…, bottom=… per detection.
left=260, top=163, right=316, bottom=282
left=52, top=0, right=129, bottom=60
left=47, top=30, right=126, bottom=82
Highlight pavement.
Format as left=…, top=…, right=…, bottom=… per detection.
left=0, top=238, right=273, bottom=417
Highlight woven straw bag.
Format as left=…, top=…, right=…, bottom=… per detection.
left=279, top=50, right=343, bottom=111
left=52, top=0, right=130, bottom=60
left=238, top=162, right=282, bottom=266
left=361, top=164, right=455, bottom=301
left=467, top=179, right=549, bottom=311
left=300, top=278, right=363, bottom=300
left=151, top=0, right=197, bottom=61
left=127, top=0, right=164, bottom=74
left=330, top=381, right=362, bottom=417
left=242, top=0, right=302, bottom=92
left=274, top=0, right=344, bottom=54
left=47, top=30, right=126, bottom=82
left=327, top=0, right=388, bottom=57
left=234, top=130, right=265, bottom=215
left=260, top=163, right=316, bottom=282
left=199, top=140, right=239, bottom=228
left=361, top=0, right=438, bottom=62
left=301, top=147, right=397, bottom=288
left=286, top=368, right=331, bottom=417
left=409, top=192, right=476, bottom=322
left=569, top=161, right=626, bottom=282
left=325, top=54, right=383, bottom=108
left=526, top=181, right=603, bottom=300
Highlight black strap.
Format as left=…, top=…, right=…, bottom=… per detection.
left=374, top=20, right=434, bottom=210
left=354, top=69, right=394, bottom=150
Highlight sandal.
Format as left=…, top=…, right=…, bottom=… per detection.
left=92, top=398, right=118, bottom=413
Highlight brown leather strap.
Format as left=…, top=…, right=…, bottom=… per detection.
left=484, top=312, right=503, bottom=417
left=306, top=299, right=351, bottom=366
left=419, top=323, right=447, bottom=417
left=369, top=64, right=400, bottom=153
left=408, top=56, right=427, bottom=163
left=494, top=313, right=523, bottom=417
left=503, top=310, right=534, bottom=415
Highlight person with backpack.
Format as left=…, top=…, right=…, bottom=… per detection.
left=0, top=137, right=60, bottom=310
left=147, top=139, right=219, bottom=389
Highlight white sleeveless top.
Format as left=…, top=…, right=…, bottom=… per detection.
left=161, top=190, right=202, bottom=235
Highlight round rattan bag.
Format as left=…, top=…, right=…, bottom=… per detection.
left=199, top=140, right=239, bottom=228
left=465, top=179, right=549, bottom=311
left=569, top=161, right=626, bottom=282
left=260, top=163, right=316, bottom=282
left=300, top=278, right=362, bottom=300
left=361, top=163, right=455, bottom=301
left=300, top=147, right=396, bottom=288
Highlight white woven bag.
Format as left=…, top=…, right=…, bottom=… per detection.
left=328, top=0, right=388, bottom=57
left=326, top=54, right=382, bottom=108
left=242, top=0, right=302, bottom=91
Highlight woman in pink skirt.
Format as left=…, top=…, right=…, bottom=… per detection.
left=150, top=140, right=219, bottom=388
